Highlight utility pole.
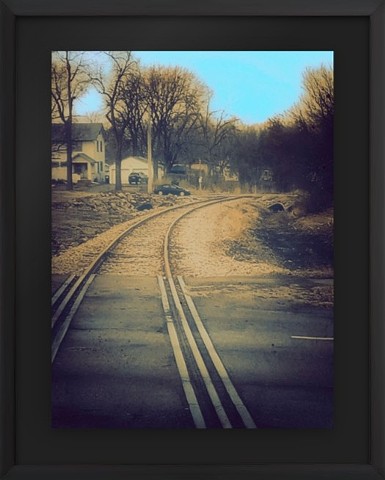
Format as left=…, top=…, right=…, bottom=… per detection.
left=147, top=115, right=153, bottom=194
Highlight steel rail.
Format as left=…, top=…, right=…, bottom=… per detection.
left=162, top=196, right=257, bottom=429
left=51, top=196, right=229, bottom=363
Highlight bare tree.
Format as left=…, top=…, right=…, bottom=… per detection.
left=235, top=65, right=334, bottom=208
left=90, top=51, right=136, bottom=191
left=291, top=65, right=334, bottom=208
left=198, top=97, right=239, bottom=174
left=51, top=51, right=91, bottom=190
left=142, top=66, right=207, bottom=176
left=290, top=65, right=334, bottom=135
left=121, top=69, right=148, bottom=157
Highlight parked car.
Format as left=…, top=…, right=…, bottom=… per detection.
left=154, top=184, right=191, bottom=196
left=128, top=172, right=148, bottom=185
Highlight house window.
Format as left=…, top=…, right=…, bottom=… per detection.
left=99, top=161, right=103, bottom=172
left=96, top=140, right=103, bottom=153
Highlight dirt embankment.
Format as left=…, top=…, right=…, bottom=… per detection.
left=230, top=198, right=333, bottom=276
left=172, top=195, right=333, bottom=279
left=256, top=209, right=333, bottom=272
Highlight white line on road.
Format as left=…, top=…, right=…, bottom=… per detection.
left=157, top=275, right=206, bottom=429
left=178, top=276, right=257, bottom=429
left=291, top=336, right=334, bottom=341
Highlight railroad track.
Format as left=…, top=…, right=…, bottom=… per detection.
left=51, top=195, right=257, bottom=429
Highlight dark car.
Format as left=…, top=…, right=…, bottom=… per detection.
left=128, top=172, right=148, bottom=185
left=154, top=184, right=191, bottom=196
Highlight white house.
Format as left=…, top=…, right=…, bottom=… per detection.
left=52, top=123, right=106, bottom=183
left=109, top=156, right=164, bottom=185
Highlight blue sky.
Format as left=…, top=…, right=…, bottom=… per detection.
left=74, top=51, right=333, bottom=125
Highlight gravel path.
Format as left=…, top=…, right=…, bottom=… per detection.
left=99, top=205, right=198, bottom=276
left=170, top=198, right=286, bottom=277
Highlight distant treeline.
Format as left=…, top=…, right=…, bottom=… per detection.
left=52, top=51, right=333, bottom=210
left=234, top=65, right=333, bottom=211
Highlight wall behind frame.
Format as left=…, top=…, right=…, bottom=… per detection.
left=15, top=15, right=369, bottom=465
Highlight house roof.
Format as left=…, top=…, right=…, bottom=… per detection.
left=124, top=156, right=148, bottom=164
left=72, top=153, right=96, bottom=165
left=109, top=156, right=148, bottom=168
left=52, top=123, right=105, bottom=142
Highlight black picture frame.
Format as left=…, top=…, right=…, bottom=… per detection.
left=1, top=1, right=384, bottom=479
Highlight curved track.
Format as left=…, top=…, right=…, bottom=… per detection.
left=51, top=195, right=256, bottom=429
left=160, top=203, right=257, bottom=428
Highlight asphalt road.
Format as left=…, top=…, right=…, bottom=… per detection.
left=185, top=275, right=333, bottom=429
left=52, top=274, right=333, bottom=429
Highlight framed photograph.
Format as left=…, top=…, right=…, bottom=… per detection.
left=50, top=50, right=334, bottom=432
left=1, top=1, right=384, bottom=479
